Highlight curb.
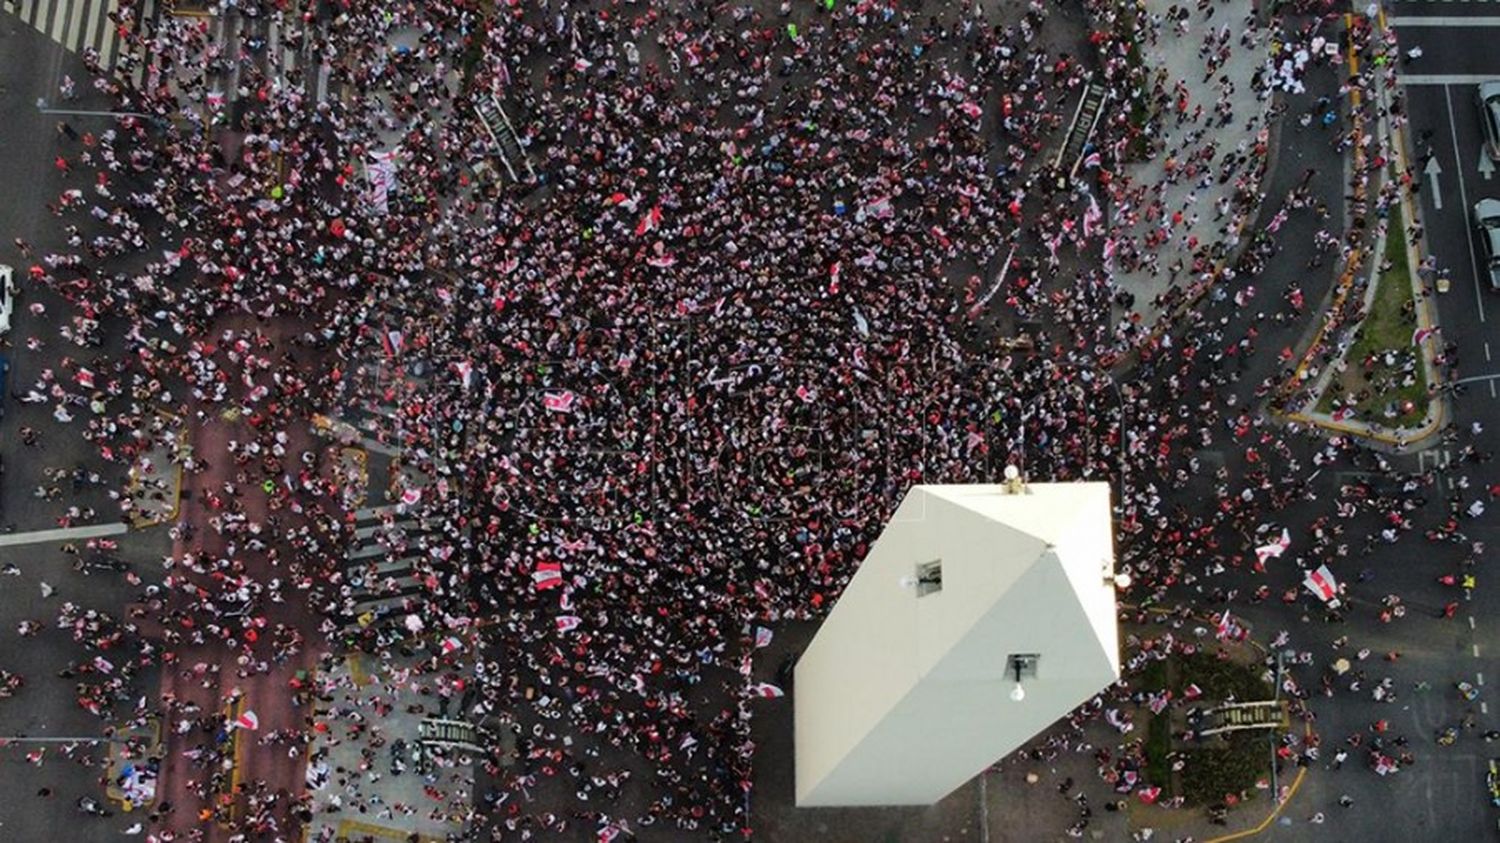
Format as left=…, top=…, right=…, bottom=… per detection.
left=1120, top=604, right=1315, bottom=841
left=1274, top=7, right=1450, bottom=448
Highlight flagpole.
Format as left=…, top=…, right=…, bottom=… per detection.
left=1269, top=651, right=1283, bottom=803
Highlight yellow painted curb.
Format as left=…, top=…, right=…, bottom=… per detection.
left=1123, top=604, right=1313, bottom=840
left=1278, top=6, right=1450, bottom=446
left=1202, top=766, right=1308, bottom=843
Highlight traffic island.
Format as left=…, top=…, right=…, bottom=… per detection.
left=1277, top=15, right=1449, bottom=447
left=1115, top=622, right=1300, bottom=841
left=1316, top=204, right=1430, bottom=429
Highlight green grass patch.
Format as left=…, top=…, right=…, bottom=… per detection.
left=1317, top=203, right=1429, bottom=427
left=1181, top=732, right=1266, bottom=807
left=1175, top=651, right=1272, bottom=701
left=1145, top=711, right=1174, bottom=791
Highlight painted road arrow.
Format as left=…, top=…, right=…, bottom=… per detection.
left=1427, top=156, right=1444, bottom=210
left=1481, top=150, right=1496, bottom=182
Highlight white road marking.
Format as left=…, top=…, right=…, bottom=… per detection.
left=1471, top=615, right=1478, bottom=629
left=1485, top=701, right=1491, bottom=715
left=1405, top=74, right=1500, bottom=86
left=1491, top=379, right=1497, bottom=398
left=0, top=735, right=116, bottom=742
left=1487, top=341, right=1493, bottom=362
left=98, top=0, right=120, bottom=68
left=1479, top=671, right=1486, bottom=685
left=1389, top=16, right=1500, bottom=25
left=0, top=523, right=128, bottom=548
left=1449, top=372, right=1500, bottom=385
left=49, top=0, right=70, bottom=42
left=1448, top=85, right=1488, bottom=323
left=80, top=0, right=102, bottom=58
left=63, top=0, right=87, bottom=50
left=1426, top=156, right=1445, bottom=209
left=1476, top=643, right=1483, bottom=657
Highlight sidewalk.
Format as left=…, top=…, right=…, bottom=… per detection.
left=302, top=654, right=476, bottom=843
left=1107, top=0, right=1274, bottom=327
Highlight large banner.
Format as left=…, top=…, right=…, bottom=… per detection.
left=365, top=150, right=399, bottom=215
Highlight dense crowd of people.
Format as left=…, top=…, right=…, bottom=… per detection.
left=4, top=0, right=1494, bottom=840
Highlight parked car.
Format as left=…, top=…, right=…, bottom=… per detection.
left=1474, top=200, right=1500, bottom=291
left=1488, top=757, right=1500, bottom=806
left=1482, top=82, right=1500, bottom=161
left=0, top=264, right=14, bottom=336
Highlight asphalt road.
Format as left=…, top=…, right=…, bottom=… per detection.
left=3, top=4, right=1500, bottom=843
left=0, top=14, right=170, bottom=842
left=1165, top=15, right=1500, bottom=838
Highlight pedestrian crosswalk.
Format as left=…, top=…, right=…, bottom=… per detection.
left=1418, top=448, right=1454, bottom=472
left=6, top=0, right=155, bottom=69
left=341, top=504, right=438, bottom=631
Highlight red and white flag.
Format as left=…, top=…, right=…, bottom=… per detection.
left=1254, top=528, right=1291, bottom=566
left=440, top=636, right=463, bottom=655
left=1215, top=611, right=1243, bottom=641
left=795, top=384, right=815, bottom=403
left=748, top=683, right=785, bottom=699
left=76, top=368, right=95, bottom=389
left=381, top=329, right=404, bottom=358
left=753, top=626, right=773, bottom=649
left=646, top=253, right=677, bottom=268
left=533, top=560, right=564, bottom=590
left=865, top=195, right=893, bottom=219
left=1082, top=194, right=1102, bottom=240
left=556, top=615, right=582, bottom=633
left=543, top=390, right=576, bottom=413
left=635, top=205, right=662, bottom=237
left=1304, top=564, right=1340, bottom=603
left=453, top=360, right=473, bottom=390
left=236, top=710, right=260, bottom=731
left=1137, top=786, right=1162, bottom=805
left=1412, top=325, right=1440, bottom=346
left=400, top=487, right=422, bottom=507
